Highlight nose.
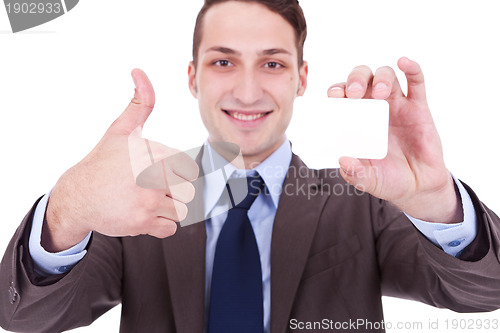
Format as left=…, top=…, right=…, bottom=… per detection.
left=232, top=67, right=264, bottom=106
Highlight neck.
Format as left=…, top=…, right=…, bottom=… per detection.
left=207, top=138, right=286, bottom=170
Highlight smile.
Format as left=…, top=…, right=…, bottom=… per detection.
left=223, top=110, right=272, bottom=122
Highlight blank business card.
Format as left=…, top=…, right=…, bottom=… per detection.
left=287, top=98, right=389, bottom=169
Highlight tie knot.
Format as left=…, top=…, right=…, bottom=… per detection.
left=227, top=174, right=264, bottom=210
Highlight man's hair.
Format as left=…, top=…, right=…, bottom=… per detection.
left=192, top=0, right=307, bottom=68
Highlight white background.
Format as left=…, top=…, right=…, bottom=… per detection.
left=1, top=0, right=499, bottom=332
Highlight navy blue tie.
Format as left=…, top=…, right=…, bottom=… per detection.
left=208, top=174, right=264, bottom=333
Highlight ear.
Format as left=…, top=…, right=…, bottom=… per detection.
left=188, top=61, right=198, bottom=98
left=297, top=60, right=308, bottom=96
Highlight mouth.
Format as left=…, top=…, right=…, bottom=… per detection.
left=223, top=110, right=272, bottom=123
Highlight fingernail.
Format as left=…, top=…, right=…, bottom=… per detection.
left=373, top=83, right=389, bottom=92
left=347, top=82, right=363, bottom=91
left=328, top=86, right=344, bottom=97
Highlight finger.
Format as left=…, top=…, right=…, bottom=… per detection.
left=166, top=175, right=196, bottom=203
left=129, top=136, right=198, bottom=202
left=128, top=136, right=178, bottom=183
left=131, top=139, right=197, bottom=196
left=110, top=69, right=156, bottom=135
left=346, top=65, right=373, bottom=99
left=147, top=218, right=178, bottom=239
left=372, top=66, right=404, bottom=100
left=157, top=197, right=189, bottom=222
left=165, top=150, right=200, bottom=182
left=397, top=57, right=427, bottom=102
left=327, top=83, right=346, bottom=98
left=338, top=156, right=378, bottom=195
left=144, top=139, right=199, bottom=184
left=136, top=159, right=196, bottom=203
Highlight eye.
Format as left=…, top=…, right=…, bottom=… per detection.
left=214, top=60, right=233, bottom=67
left=264, top=62, right=284, bottom=69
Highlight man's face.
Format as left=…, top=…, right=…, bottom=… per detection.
left=188, top=1, right=308, bottom=167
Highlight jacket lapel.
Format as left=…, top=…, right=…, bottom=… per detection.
left=162, top=220, right=206, bottom=333
left=270, top=154, right=330, bottom=333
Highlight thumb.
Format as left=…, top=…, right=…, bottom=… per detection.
left=109, top=68, right=156, bottom=135
left=338, top=156, right=377, bottom=195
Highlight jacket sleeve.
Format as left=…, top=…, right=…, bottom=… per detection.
left=376, top=180, right=500, bottom=312
left=0, top=197, right=123, bottom=333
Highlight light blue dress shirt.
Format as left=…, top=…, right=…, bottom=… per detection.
left=29, top=138, right=477, bottom=333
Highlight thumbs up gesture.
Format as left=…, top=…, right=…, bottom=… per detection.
left=43, top=69, right=199, bottom=252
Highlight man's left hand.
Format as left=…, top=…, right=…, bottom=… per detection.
left=328, top=57, right=462, bottom=223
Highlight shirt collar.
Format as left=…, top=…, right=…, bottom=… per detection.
left=201, top=138, right=292, bottom=218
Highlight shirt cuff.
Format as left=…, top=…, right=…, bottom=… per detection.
left=28, top=191, right=92, bottom=276
left=405, top=174, right=477, bottom=257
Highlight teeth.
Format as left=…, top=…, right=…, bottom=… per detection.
left=230, top=112, right=266, bottom=121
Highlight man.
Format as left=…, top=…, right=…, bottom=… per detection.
left=1, top=0, right=500, bottom=332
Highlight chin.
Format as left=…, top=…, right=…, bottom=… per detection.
left=240, top=141, right=276, bottom=161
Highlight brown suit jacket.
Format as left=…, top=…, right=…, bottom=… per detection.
left=1, top=154, right=500, bottom=333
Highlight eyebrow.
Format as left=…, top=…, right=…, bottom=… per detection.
left=259, top=48, right=292, bottom=56
left=206, top=46, right=241, bottom=56
left=205, top=46, right=292, bottom=57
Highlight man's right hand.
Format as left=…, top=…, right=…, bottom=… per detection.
left=42, top=69, right=199, bottom=252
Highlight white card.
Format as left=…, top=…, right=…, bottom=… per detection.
left=287, top=98, right=389, bottom=169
